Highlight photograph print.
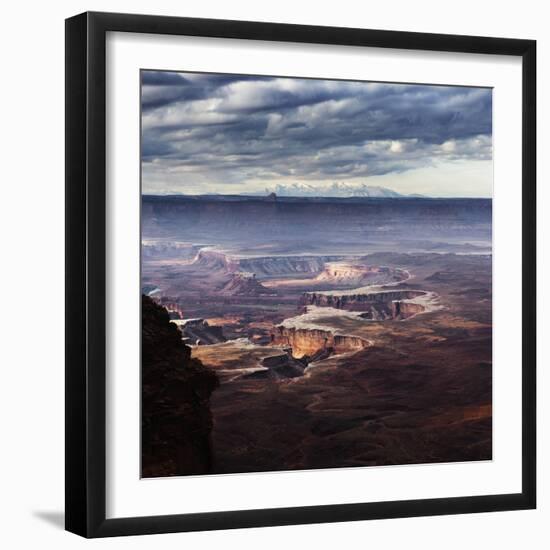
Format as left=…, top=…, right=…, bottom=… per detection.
left=140, top=70, right=493, bottom=478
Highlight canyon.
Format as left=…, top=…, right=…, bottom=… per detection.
left=142, top=195, right=493, bottom=476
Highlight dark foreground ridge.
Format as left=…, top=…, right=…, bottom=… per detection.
left=141, top=295, right=219, bottom=477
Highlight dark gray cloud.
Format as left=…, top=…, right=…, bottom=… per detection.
left=141, top=71, right=274, bottom=111
left=141, top=71, right=492, bottom=194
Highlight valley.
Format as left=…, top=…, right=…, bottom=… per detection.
left=142, top=195, right=493, bottom=474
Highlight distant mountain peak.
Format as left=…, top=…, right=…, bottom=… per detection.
left=259, top=182, right=418, bottom=198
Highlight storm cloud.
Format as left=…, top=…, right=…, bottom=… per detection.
left=141, top=70, right=492, bottom=196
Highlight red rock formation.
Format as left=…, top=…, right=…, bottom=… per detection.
left=271, top=326, right=369, bottom=358
left=192, top=249, right=238, bottom=272
left=314, top=263, right=401, bottom=286
left=302, top=290, right=427, bottom=319
left=236, top=255, right=332, bottom=277
left=221, top=272, right=270, bottom=296
left=391, top=300, right=425, bottom=320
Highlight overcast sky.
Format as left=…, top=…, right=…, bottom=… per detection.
left=141, top=71, right=492, bottom=197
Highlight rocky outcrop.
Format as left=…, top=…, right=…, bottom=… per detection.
left=245, top=346, right=336, bottom=380
left=271, top=326, right=369, bottom=359
left=303, top=289, right=424, bottom=308
left=236, top=255, right=336, bottom=278
left=221, top=272, right=270, bottom=296
left=302, top=290, right=427, bottom=320
left=391, top=300, right=425, bottom=320
left=191, top=250, right=342, bottom=281
left=192, top=249, right=238, bottom=272
left=172, top=318, right=226, bottom=345
left=142, top=295, right=219, bottom=477
left=245, top=353, right=307, bottom=379
left=314, top=263, right=405, bottom=286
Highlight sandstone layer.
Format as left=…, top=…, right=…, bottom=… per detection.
left=270, top=325, right=370, bottom=358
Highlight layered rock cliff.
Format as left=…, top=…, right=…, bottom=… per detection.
left=391, top=300, right=425, bottom=320
left=192, top=248, right=238, bottom=272
left=237, top=255, right=334, bottom=277
left=271, top=326, right=369, bottom=359
left=221, top=272, right=270, bottom=296
left=302, top=290, right=427, bottom=320
left=303, top=289, right=424, bottom=308
left=314, top=263, right=404, bottom=286
left=142, top=295, right=219, bottom=477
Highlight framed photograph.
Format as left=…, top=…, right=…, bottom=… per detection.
left=65, top=11, right=536, bottom=537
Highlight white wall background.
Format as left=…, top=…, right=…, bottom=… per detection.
left=0, top=1, right=546, bottom=547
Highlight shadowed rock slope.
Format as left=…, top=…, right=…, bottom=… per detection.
left=142, top=295, right=219, bottom=477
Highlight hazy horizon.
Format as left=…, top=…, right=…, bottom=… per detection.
left=141, top=187, right=492, bottom=199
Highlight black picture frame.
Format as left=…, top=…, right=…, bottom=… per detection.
left=65, top=11, right=536, bottom=538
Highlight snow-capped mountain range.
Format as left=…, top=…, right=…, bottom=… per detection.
left=258, top=182, right=422, bottom=198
